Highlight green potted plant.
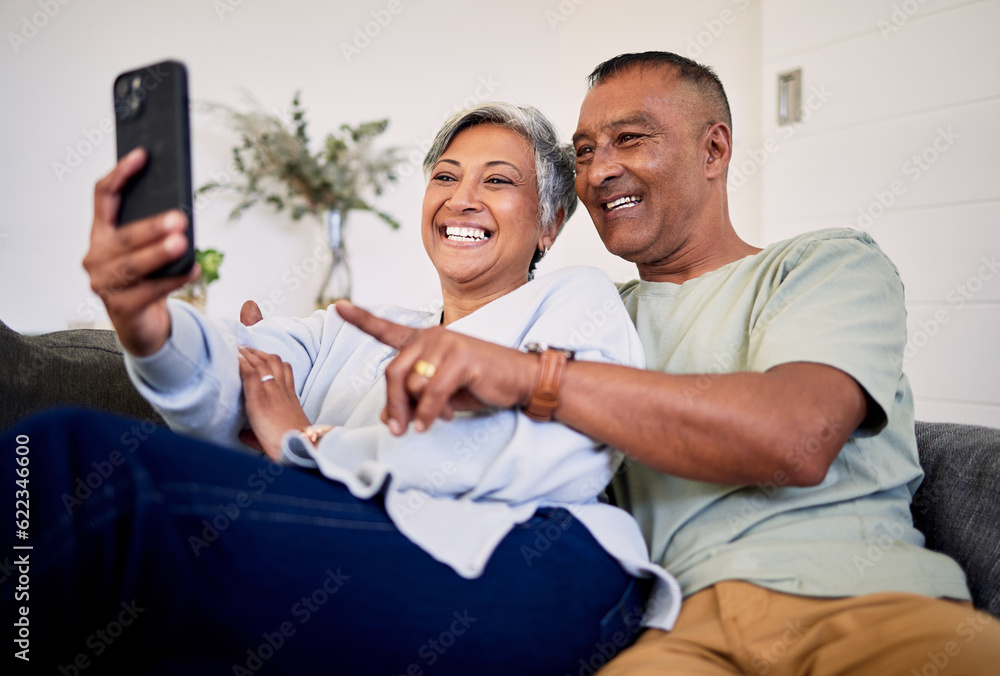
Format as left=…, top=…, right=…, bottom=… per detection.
left=173, top=247, right=225, bottom=312
left=196, top=92, right=403, bottom=306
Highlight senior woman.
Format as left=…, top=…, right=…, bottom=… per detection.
left=3, top=104, right=677, bottom=674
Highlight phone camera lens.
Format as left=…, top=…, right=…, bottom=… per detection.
left=115, top=97, right=130, bottom=122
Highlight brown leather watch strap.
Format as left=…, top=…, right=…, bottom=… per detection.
left=523, top=349, right=570, bottom=422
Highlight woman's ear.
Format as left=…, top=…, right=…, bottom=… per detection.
left=538, top=208, right=565, bottom=252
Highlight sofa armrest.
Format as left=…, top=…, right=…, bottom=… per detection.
left=0, top=319, right=165, bottom=432
left=912, top=420, right=1000, bottom=618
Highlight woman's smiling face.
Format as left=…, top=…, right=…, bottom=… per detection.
left=422, top=123, right=547, bottom=296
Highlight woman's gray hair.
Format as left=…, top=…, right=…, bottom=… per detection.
left=423, top=102, right=578, bottom=276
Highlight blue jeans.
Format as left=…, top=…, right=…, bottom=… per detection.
left=2, top=408, right=644, bottom=675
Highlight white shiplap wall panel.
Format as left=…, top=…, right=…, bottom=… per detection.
left=867, top=203, right=1000, bottom=303
left=759, top=202, right=1000, bottom=304
left=761, top=98, right=998, bottom=224
left=904, top=305, right=1000, bottom=405
left=763, top=0, right=980, bottom=60
left=761, top=0, right=1000, bottom=424
left=762, top=1, right=999, bottom=136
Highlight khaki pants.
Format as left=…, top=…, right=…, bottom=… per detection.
left=598, top=581, right=1000, bottom=675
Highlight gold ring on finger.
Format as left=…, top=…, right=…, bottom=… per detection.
left=413, top=359, right=437, bottom=379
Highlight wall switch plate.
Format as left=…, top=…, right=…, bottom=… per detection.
left=778, top=69, right=802, bottom=125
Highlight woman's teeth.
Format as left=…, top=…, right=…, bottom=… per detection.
left=445, top=226, right=490, bottom=241
left=606, top=196, right=642, bottom=211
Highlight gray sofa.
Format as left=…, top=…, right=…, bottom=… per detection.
left=2, top=319, right=998, bottom=619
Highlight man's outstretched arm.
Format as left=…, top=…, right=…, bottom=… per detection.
left=556, top=359, right=866, bottom=486
left=336, top=301, right=866, bottom=488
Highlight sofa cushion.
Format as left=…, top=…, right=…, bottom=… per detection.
left=3, top=319, right=998, bottom=619
left=913, top=420, right=1000, bottom=617
left=0, top=320, right=164, bottom=433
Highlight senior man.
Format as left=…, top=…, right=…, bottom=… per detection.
left=339, top=51, right=1000, bottom=674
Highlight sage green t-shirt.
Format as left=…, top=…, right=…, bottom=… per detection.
left=613, top=228, right=970, bottom=601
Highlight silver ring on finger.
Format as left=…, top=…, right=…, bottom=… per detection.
left=260, top=374, right=275, bottom=383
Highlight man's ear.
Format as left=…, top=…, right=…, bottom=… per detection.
left=705, top=122, right=732, bottom=180
left=538, top=208, right=565, bottom=251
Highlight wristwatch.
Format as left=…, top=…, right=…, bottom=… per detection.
left=522, top=343, right=575, bottom=422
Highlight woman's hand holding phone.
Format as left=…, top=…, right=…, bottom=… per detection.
left=83, top=148, right=199, bottom=357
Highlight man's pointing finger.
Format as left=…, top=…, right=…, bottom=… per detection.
left=335, top=300, right=416, bottom=350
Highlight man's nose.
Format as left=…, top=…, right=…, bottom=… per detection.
left=586, top=147, right=624, bottom=186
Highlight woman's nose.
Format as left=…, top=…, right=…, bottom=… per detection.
left=445, top=177, right=483, bottom=212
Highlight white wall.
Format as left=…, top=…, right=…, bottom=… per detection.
left=760, top=0, right=1000, bottom=426
left=0, top=0, right=761, bottom=332
left=3, top=0, right=992, bottom=425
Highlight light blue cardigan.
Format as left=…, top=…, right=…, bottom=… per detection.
left=125, top=266, right=681, bottom=629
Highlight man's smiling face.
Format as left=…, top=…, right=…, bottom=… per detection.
left=573, top=66, right=712, bottom=265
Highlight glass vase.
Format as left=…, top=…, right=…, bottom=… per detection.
left=316, top=208, right=352, bottom=308
left=172, top=279, right=207, bottom=313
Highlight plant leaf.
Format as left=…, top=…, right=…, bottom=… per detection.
left=198, top=93, right=404, bottom=232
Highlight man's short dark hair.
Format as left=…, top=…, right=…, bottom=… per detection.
left=587, top=51, right=733, bottom=134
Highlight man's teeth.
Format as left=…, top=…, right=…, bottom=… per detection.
left=445, top=226, right=490, bottom=241
left=606, top=196, right=642, bottom=211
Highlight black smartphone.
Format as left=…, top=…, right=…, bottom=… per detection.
left=113, top=59, right=194, bottom=278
